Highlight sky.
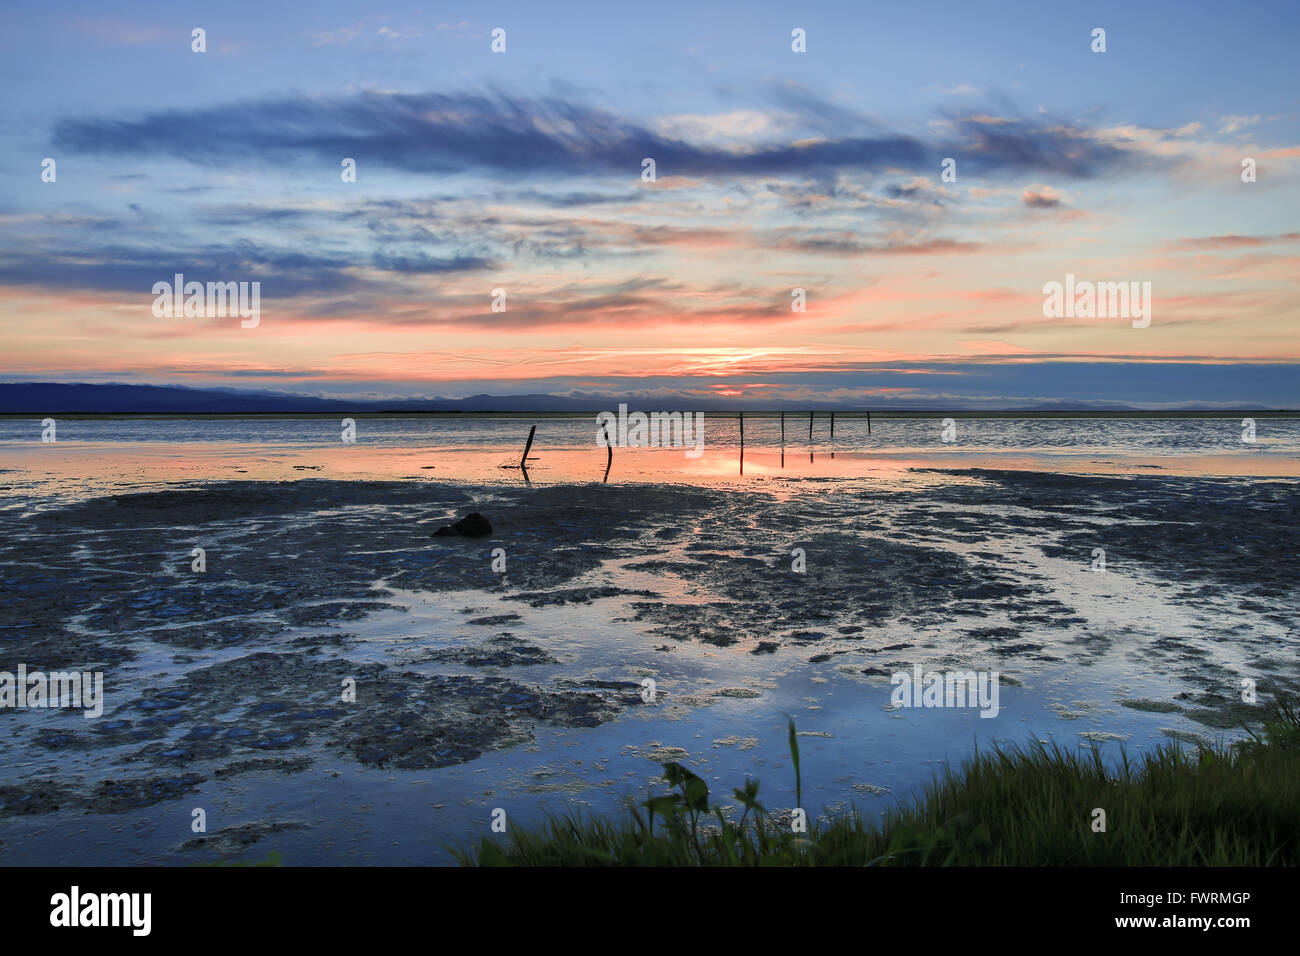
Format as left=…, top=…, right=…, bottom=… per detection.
left=1, top=0, right=1297, bottom=409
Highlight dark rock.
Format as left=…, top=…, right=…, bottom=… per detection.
left=432, top=512, right=493, bottom=537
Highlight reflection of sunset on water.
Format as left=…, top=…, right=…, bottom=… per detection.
left=3, top=423, right=1297, bottom=513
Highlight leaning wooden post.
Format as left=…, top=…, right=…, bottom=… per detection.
left=867, top=410, right=872, bottom=435
left=602, top=425, right=613, bottom=483
left=808, top=410, right=814, bottom=440
left=739, top=411, right=745, bottom=475
left=520, top=424, right=537, bottom=469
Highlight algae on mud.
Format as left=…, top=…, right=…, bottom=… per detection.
left=0, top=469, right=1295, bottom=863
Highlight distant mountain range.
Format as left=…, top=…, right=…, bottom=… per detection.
left=0, top=383, right=1286, bottom=414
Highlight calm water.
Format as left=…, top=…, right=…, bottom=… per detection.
left=0, top=416, right=1295, bottom=507
left=2, top=413, right=1298, bottom=456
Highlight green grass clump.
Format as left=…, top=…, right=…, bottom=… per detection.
left=457, top=697, right=1300, bottom=867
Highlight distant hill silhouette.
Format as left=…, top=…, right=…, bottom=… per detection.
left=0, top=383, right=357, bottom=413
left=0, top=382, right=1283, bottom=414
left=0, top=383, right=641, bottom=413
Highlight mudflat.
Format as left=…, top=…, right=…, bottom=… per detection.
left=0, top=470, right=1295, bottom=863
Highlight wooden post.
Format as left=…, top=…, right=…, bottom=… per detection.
left=739, top=411, right=744, bottom=475
left=867, top=410, right=872, bottom=435
left=520, top=424, right=536, bottom=469
left=830, top=411, right=835, bottom=439
left=603, top=425, right=613, bottom=483
left=780, top=410, right=785, bottom=443
left=808, top=410, right=814, bottom=440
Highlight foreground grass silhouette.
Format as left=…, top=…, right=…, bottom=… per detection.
left=458, top=699, right=1300, bottom=866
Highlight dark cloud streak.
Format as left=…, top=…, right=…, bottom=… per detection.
left=51, top=90, right=1146, bottom=182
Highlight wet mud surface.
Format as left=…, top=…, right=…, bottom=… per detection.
left=0, top=471, right=1296, bottom=859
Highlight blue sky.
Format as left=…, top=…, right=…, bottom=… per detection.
left=1, top=0, right=1297, bottom=408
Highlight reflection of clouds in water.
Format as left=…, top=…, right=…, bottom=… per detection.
left=0, top=419, right=1297, bottom=533
left=2, top=415, right=1299, bottom=454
